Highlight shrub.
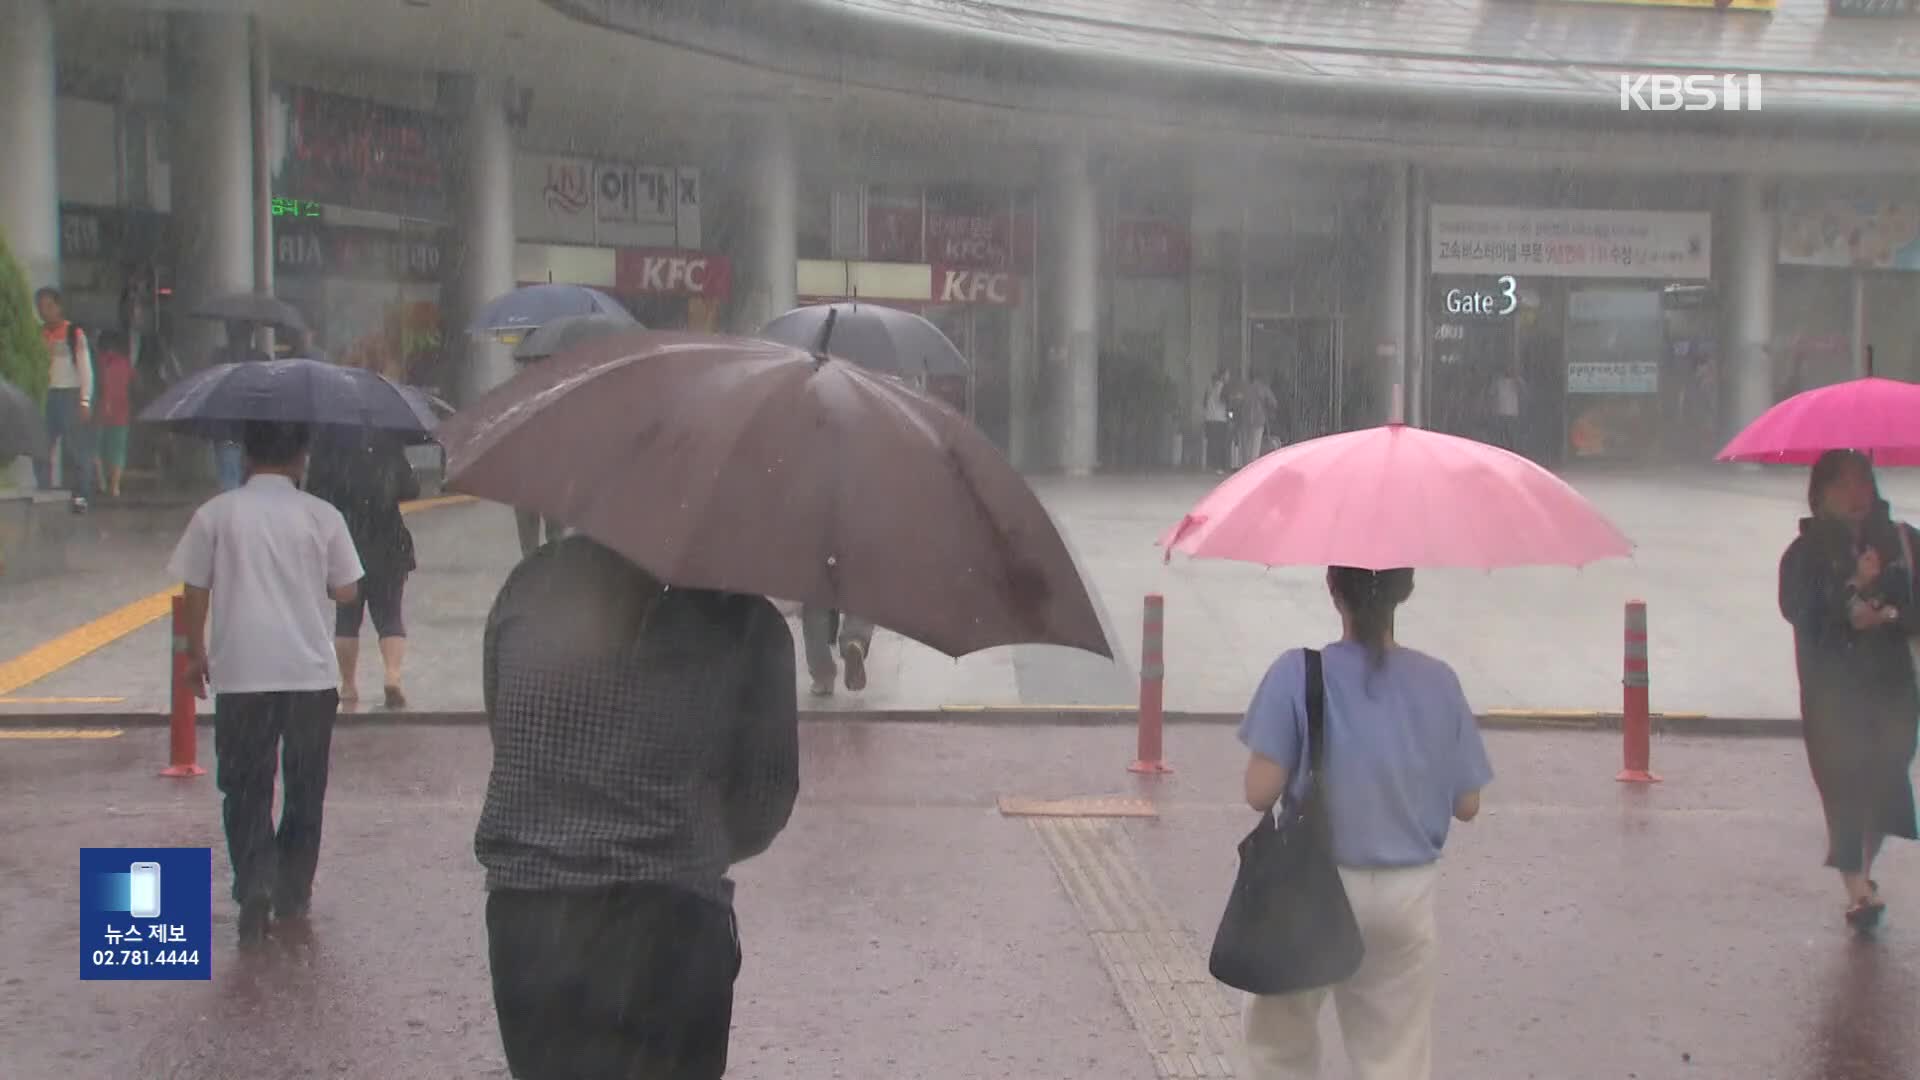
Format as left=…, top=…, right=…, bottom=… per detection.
left=0, top=229, right=45, bottom=403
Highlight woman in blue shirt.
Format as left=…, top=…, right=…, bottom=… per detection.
left=1237, top=566, right=1493, bottom=1080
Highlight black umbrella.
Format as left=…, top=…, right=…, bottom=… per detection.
left=190, top=292, right=310, bottom=335
left=0, top=377, right=49, bottom=459
left=139, top=357, right=438, bottom=443
left=512, top=313, right=642, bottom=363
left=760, top=302, right=969, bottom=380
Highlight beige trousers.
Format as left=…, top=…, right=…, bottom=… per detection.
left=1242, top=862, right=1440, bottom=1080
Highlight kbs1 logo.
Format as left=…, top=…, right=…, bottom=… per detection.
left=1618, top=74, right=1763, bottom=112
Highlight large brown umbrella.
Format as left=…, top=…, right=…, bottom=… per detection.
left=436, top=331, right=1112, bottom=659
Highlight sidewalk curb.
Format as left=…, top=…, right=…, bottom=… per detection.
left=0, top=706, right=1803, bottom=738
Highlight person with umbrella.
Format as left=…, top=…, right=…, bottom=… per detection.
left=1777, top=450, right=1920, bottom=933
left=304, top=425, right=420, bottom=709
left=474, top=535, right=799, bottom=1079
left=166, top=420, right=364, bottom=945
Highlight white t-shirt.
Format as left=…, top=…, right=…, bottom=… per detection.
left=167, top=473, right=365, bottom=695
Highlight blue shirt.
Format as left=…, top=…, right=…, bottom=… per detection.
left=1238, top=642, right=1494, bottom=869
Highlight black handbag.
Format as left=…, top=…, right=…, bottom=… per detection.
left=1208, top=649, right=1365, bottom=995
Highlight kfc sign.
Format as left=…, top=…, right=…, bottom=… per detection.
left=934, top=267, right=1022, bottom=306
left=614, top=249, right=732, bottom=298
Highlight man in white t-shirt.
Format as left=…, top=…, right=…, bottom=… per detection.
left=168, top=420, right=364, bottom=945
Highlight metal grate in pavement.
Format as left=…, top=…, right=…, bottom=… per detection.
left=1030, top=817, right=1239, bottom=1078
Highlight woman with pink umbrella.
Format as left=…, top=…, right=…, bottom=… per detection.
left=1722, top=372, right=1920, bottom=933
left=1166, top=417, right=1632, bottom=1079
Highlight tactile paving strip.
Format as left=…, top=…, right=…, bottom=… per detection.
left=1030, top=816, right=1240, bottom=1078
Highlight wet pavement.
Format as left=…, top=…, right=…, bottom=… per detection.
left=2, top=722, right=1917, bottom=1078
left=12, top=466, right=1920, bottom=719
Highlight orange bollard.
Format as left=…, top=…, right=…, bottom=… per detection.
left=161, top=594, right=206, bottom=779
left=1617, top=599, right=1660, bottom=784
left=1129, top=594, right=1172, bottom=775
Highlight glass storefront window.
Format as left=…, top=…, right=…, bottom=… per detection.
left=1864, top=271, right=1920, bottom=381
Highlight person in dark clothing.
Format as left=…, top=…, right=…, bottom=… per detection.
left=1778, top=449, right=1920, bottom=933
left=476, top=536, right=799, bottom=1080
left=305, top=428, right=420, bottom=709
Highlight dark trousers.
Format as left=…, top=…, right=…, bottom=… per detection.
left=800, top=606, right=873, bottom=680
left=487, top=884, right=742, bottom=1080
left=34, top=387, right=94, bottom=498
left=515, top=509, right=562, bottom=557
left=1204, top=420, right=1231, bottom=471
left=213, top=690, right=339, bottom=909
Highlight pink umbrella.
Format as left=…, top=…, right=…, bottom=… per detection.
left=1161, top=424, right=1633, bottom=570
left=1717, top=376, right=1920, bottom=466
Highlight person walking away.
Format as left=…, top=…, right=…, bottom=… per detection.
left=33, top=288, right=94, bottom=512
left=476, top=535, right=799, bottom=1080
left=1203, top=368, right=1233, bottom=474
left=802, top=605, right=876, bottom=697
left=1239, top=374, right=1278, bottom=464
left=1778, top=449, right=1920, bottom=933
left=167, top=420, right=364, bottom=946
left=1238, top=566, right=1493, bottom=1080
left=210, top=322, right=271, bottom=491
left=305, top=426, right=419, bottom=709
left=1491, top=368, right=1522, bottom=454
left=91, top=330, right=135, bottom=498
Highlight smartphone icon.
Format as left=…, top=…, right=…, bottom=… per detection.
left=128, top=862, right=162, bottom=919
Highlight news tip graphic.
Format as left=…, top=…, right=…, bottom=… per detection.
left=80, top=848, right=212, bottom=981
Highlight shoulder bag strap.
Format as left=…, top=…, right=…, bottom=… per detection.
left=1900, top=524, right=1916, bottom=610
left=1302, top=648, right=1327, bottom=789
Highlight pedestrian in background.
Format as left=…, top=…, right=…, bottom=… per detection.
left=1778, top=449, right=1919, bottom=933
left=305, top=426, right=419, bottom=709
left=90, top=330, right=135, bottom=499
left=167, top=420, right=364, bottom=945
left=210, top=321, right=270, bottom=491
left=1238, top=566, right=1492, bottom=1080
left=33, top=287, right=94, bottom=512
left=1239, top=374, right=1277, bottom=465
left=476, top=535, right=798, bottom=1079
left=1203, top=368, right=1233, bottom=474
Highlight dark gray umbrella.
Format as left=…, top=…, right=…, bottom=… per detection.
left=760, top=302, right=969, bottom=380
left=190, top=292, right=310, bottom=334
left=0, top=376, right=49, bottom=459
left=139, top=357, right=439, bottom=444
left=512, top=313, right=643, bottom=363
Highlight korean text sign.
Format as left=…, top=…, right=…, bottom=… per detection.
left=79, top=847, right=212, bottom=981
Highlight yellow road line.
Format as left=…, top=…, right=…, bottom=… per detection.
left=0, top=728, right=124, bottom=740
left=0, top=494, right=475, bottom=697
left=0, top=695, right=128, bottom=704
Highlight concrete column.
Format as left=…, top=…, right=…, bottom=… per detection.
left=1725, top=173, right=1776, bottom=439
left=1405, top=164, right=1428, bottom=427
left=1048, top=142, right=1099, bottom=475
left=168, top=13, right=256, bottom=368
left=0, top=0, right=58, bottom=292
left=249, top=18, right=274, bottom=353
left=743, top=116, right=798, bottom=332
left=1373, top=162, right=1411, bottom=424
left=1008, top=288, right=1036, bottom=469
left=442, top=73, right=515, bottom=404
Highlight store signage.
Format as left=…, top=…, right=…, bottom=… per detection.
left=273, top=221, right=447, bottom=283
left=1431, top=206, right=1711, bottom=280
left=58, top=204, right=170, bottom=265
left=516, top=153, right=700, bottom=249
left=270, top=198, right=323, bottom=220
left=1105, top=219, right=1191, bottom=277
left=271, top=85, right=449, bottom=220
left=1618, top=73, right=1761, bottom=112
left=1830, top=0, right=1920, bottom=14
left=1531, top=0, right=1774, bottom=10
left=1779, top=198, right=1920, bottom=270
left=1568, top=362, right=1661, bottom=394
left=934, top=267, right=1022, bottom=306
left=612, top=249, right=732, bottom=298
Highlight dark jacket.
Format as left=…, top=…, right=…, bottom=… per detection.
left=1778, top=502, right=1920, bottom=713
left=304, top=429, right=419, bottom=578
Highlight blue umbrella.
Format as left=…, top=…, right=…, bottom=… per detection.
left=138, top=357, right=439, bottom=444
left=760, top=302, right=969, bottom=380
left=469, top=284, right=631, bottom=335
